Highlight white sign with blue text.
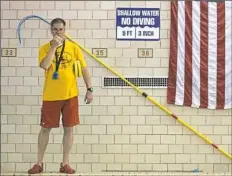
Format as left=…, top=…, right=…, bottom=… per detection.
left=116, top=8, right=160, bottom=41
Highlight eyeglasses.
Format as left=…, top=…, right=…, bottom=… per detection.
left=51, top=28, right=65, bottom=32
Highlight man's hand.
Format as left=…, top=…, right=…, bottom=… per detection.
left=84, top=91, right=93, bottom=104
left=51, top=35, right=63, bottom=48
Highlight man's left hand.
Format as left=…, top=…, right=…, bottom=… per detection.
left=84, top=91, right=93, bottom=104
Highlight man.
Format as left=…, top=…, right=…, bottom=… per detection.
left=28, top=18, right=93, bottom=174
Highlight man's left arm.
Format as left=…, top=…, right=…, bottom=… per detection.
left=82, top=67, right=91, bottom=89
left=75, top=44, right=93, bottom=104
left=82, top=67, right=93, bottom=104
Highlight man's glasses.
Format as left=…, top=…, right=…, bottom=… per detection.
left=51, top=28, right=65, bottom=32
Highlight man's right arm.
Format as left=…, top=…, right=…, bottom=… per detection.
left=40, top=35, right=63, bottom=70
left=40, top=46, right=56, bottom=70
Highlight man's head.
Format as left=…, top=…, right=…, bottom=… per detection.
left=50, top=18, right=66, bottom=38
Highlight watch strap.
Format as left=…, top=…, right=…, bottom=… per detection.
left=87, top=87, right=93, bottom=92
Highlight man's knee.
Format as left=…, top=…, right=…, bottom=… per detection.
left=40, top=127, right=52, bottom=134
left=63, top=127, right=73, bottom=135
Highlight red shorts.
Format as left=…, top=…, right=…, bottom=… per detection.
left=40, top=96, right=79, bottom=128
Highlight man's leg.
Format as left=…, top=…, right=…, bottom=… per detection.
left=37, top=127, right=52, bottom=165
left=28, top=100, right=61, bottom=174
left=38, top=100, right=61, bottom=164
left=59, top=96, right=79, bottom=174
left=28, top=128, right=52, bottom=174
left=62, top=127, right=74, bottom=165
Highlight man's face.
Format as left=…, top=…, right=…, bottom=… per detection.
left=51, top=22, right=65, bottom=39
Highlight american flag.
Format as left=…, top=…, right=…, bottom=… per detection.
left=167, top=0, right=232, bottom=109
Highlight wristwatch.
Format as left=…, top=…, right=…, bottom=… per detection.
left=87, top=87, right=93, bottom=92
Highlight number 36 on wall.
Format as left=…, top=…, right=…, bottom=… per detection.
left=1, top=48, right=17, bottom=57
left=138, top=48, right=153, bottom=58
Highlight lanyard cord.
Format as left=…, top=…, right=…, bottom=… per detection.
left=55, top=41, right=65, bottom=72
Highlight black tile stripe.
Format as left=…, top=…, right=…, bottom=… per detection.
left=103, top=77, right=168, bottom=87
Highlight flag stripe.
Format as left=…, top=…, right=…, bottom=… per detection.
left=200, top=2, right=208, bottom=108
left=184, top=1, right=192, bottom=106
left=167, top=0, right=178, bottom=104
left=175, top=1, right=186, bottom=105
left=192, top=1, right=201, bottom=108
left=208, top=2, right=218, bottom=109
left=225, top=1, right=232, bottom=109
left=216, top=2, right=226, bottom=109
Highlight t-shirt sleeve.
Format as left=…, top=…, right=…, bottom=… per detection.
left=75, top=45, right=87, bottom=68
left=38, top=45, right=47, bottom=66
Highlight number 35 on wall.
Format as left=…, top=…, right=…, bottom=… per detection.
left=92, top=48, right=108, bottom=58
left=1, top=48, right=17, bottom=57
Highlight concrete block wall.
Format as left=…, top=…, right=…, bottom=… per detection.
left=1, top=1, right=231, bottom=173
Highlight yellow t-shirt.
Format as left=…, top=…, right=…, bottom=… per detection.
left=39, top=39, right=87, bottom=101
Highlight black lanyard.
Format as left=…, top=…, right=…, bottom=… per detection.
left=54, top=41, right=65, bottom=72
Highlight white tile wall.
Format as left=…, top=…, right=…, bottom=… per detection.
left=1, top=0, right=231, bottom=173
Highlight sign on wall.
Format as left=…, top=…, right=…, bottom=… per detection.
left=116, top=8, right=160, bottom=41
left=1, top=48, right=17, bottom=57
left=138, top=48, right=153, bottom=58
left=92, top=48, right=108, bottom=58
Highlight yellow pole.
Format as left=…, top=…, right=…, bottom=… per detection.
left=65, top=34, right=232, bottom=161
